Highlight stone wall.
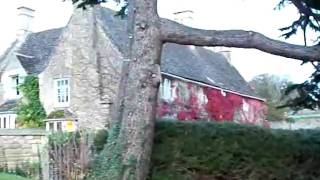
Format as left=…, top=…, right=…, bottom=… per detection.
left=0, top=129, right=48, bottom=178
left=270, top=119, right=320, bottom=130
left=40, top=6, right=123, bottom=130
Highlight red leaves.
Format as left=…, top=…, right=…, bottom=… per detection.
left=204, top=88, right=243, bottom=121
left=157, top=80, right=266, bottom=125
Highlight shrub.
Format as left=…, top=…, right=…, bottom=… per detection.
left=150, top=120, right=320, bottom=180
left=87, top=120, right=320, bottom=179
left=93, top=129, right=108, bottom=153
left=47, top=110, right=65, bottom=119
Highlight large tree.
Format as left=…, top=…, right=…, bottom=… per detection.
left=249, top=74, right=291, bottom=121
left=70, top=0, right=320, bottom=179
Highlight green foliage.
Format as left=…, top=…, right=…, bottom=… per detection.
left=250, top=74, right=291, bottom=121
left=88, top=123, right=125, bottom=180
left=16, top=76, right=46, bottom=128
left=48, top=131, right=79, bottom=145
left=47, top=110, right=65, bottom=119
left=70, top=0, right=127, bottom=17
left=277, top=0, right=320, bottom=45
left=93, top=129, right=108, bottom=153
left=150, top=120, right=320, bottom=180
left=276, top=0, right=320, bottom=111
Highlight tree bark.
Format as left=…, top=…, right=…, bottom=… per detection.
left=90, top=1, right=320, bottom=180
left=118, top=0, right=162, bottom=178
left=94, top=0, right=162, bottom=179
left=160, top=18, right=320, bottom=61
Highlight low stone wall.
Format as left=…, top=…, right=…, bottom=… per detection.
left=0, top=129, right=48, bottom=177
left=270, top=119, right=320, bottom=130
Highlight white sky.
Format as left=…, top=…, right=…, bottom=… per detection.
left=0, top=0, right=316, bottom=83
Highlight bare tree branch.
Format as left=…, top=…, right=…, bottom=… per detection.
left=160, top=18, right=320, bottom=61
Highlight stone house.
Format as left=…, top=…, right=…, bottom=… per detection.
left=0, top=5, right=267, bottom=130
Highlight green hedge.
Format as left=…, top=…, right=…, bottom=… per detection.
left=150, top=121, right=320, bottom=180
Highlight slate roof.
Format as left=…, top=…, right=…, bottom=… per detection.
left=17, top=28, right=64, bottom=74
left=13, top=7, right=259, bottom=99
left=0, top=100, right=17, bottom=113
left=0, top=40, right=19, bottom=76
left=161, top=44, right=257, bottom=97
left=0, top=40, right=18, bottom=64
left=97, top=7, right=258, bottom=98
left=97, top=8, right=130, bottom=58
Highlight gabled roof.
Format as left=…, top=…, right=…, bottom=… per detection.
left=13, top=7, right=259, bottom=99
left=0, top=40, right=19, bottom=76
left=17, top=28, right=64, bottom=74
left=0, top=40, right=19, bottom=64
left=97, top=8, right=130, bottom=58
left=0, top=100, right=17, bottom=113
left=161, top=44, right=257, bottom=97
left=96, top=7, right=258, bottom=98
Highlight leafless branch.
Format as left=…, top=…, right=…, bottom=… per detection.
left=160, top=18, right=320, bottom=62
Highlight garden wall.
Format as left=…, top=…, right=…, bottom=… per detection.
left=0, top=129, right=48, bottom=179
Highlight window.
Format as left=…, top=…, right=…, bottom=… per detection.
left=3, top=117, right=6, bottom=129
left=0, top=115, right=16, bottom=129
left=55, top=78, right=70, bottom=106
left=57, top=122, right=62, bottom=131
left=11, top=75, right=20, bottom=96
left=160, top=78, right=172, bottom=101
left=49, top=123, right=54, bottom=131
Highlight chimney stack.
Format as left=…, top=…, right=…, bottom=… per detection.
left=213, top=47, right=232, bottom=64
left=220, top=50, right=232, bottom=64
left=173, top=10, right=194, bottom=26
left=16, top=6, right=35, bottom=41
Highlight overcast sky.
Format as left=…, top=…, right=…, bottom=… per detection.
left=0, top=0, right=316, bottom=83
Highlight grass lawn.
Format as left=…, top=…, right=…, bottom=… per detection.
left=0, top=173, right=30, bottom=180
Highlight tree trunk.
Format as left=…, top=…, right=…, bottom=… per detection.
left=92, top=0, right=162, bottom=179
left=86, top=0, right=320, bottom=179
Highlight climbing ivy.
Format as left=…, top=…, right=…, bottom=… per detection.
left=16, top=75, right=46, bottom=128
left=88, top=122, right=128, bottom=179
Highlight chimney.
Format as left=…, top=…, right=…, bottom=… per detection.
left=213, top=47, right=232, bottom=64
left=16, top=6, right=35, bottom=41
left=173, top=10, right=194, bottom=26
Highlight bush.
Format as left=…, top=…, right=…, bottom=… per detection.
left=47, top=110, right=65, bottom=119
left=150, top=120, right=320, bottom=180
left=93, top=129, right=108, bottom=153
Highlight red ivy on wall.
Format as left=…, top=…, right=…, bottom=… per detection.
left=157, top=79, right=267, bottom=126
left=204, top=87, right=243, bottom=121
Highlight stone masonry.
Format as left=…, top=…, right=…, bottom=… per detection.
left=0, top=129, right=47, bottom=170
left=40, top=7, right=123, bottom=130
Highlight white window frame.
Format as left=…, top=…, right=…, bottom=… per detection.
left=0, top=114, right=16, bottom=129
left=11, top=75, right=20, bottom=96
left=54, top=78, right=70, bottom=107
left=8, top=75, right=23, bottom=99
left=160, top=78, right=172, bottom=101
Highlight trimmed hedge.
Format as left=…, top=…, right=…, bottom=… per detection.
left=150, top=120, right=320, bottom=180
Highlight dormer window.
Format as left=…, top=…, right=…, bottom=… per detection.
left=54, top=78, right=70, bottom=106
